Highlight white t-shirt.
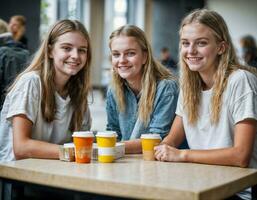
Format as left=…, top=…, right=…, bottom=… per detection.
left=176, top=69, right=257, bottom=168
left=0, top=71, right=91, bottom=162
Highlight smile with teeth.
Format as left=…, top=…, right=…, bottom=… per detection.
left=118, top=66, right=132, bottom=70
left=187, top=57, right=202, bottom=61
left=66, top=62, right=79, bottom=67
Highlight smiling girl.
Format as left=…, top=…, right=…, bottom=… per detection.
left=154, top=9, right=257, bottom=200
left=106, top=25, right=179, bottom=154
left=0, top=19, right=92, bottom=161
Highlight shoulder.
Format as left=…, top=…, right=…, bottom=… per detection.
left=11, top=71, right=41, bottom=93
left=228, top=69, right=257, bottom=89
left=0, top=46, right=11, bottom=54
left=157, top=79, right=179, bottom=95
left=19, top=71, right=41, bottom=83
left=106, top=86, right=117, bottom=102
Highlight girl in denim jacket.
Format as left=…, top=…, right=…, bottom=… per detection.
left=106, top=25, right=179, bottom=154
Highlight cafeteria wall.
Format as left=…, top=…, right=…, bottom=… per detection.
left=207, top=0, right=257, bottom=60
left=151, top=0, right=205, bottom=62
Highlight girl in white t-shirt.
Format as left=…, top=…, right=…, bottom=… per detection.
left=0, top=19, right=92, bottom=161
left=155, top=9, right=257, bottom=199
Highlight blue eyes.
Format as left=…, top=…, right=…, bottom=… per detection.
left=62, top=46, right=87, bottom=53
left=181, top=41, right=207, bottom=47
left=112, top=52, right=136, bottom=58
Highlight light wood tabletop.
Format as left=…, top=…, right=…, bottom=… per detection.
left=0, top=154, right=257, bottom=200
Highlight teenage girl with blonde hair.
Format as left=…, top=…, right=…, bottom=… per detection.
left=0, top=19, right=92, bottom=161
left=154, top=9, right=257, bottom=200
left=107, top=25, right=179, bottom=153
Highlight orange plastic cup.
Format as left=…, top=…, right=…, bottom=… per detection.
left=72, top=131, right=94, bottom=163
left=96, top=131, right=117, bottom=163
left=141, top=134, right=161, bottom=161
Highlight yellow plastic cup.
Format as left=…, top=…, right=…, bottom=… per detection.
left=141, top=134, right=161, bottom=161
left=72, top=131, right=94, bottom=163
left=96, top=131, right=117, bottom=163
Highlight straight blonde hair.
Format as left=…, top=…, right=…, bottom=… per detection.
left=109, top=25, right=176, bottom=125
left=179, top=9, right=257, bottom=124
left=9, top=19, right=92, bottom=131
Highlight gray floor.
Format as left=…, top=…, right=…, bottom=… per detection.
left=89, top=90, right=107, bottom=131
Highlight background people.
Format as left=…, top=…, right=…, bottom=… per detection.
left=8, top=15, right=28, bottom=49
left=240, top=35, right=257, bottom=68
left=154, top=9, right=257, bottom=200
left=0, top=19, right=92, bottom=162
left=106, top=25, right=179, bottom=154
left=160, top=47, right=178, bottom=76
left=0, top=18, right=29, bottom=110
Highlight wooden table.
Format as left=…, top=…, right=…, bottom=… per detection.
left=0, top=155, right=257, bottom=200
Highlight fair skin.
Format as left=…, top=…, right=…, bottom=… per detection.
left=154, top=23, right=257, bottom=167
left=111, top=36, right=147, bottom=94
left=12, top=31, right=88, bottom=160
left=9, top=18, right=21, bottom=35
left=110, top=35, right=147, bottom=153
left=180, top=23, right=225, bottom=89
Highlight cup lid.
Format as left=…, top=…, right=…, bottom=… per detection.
left=96, top=131, right=117, bottom=137
left=140, top=133, right=161, bottom=139
left=72, top=131, right=94, bottom=138
left=63, top=143, right=75, bottom=148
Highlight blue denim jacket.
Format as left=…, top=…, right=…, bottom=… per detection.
left=106, top=79, right=179, bottom=141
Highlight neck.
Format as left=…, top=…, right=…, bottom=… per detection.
left=55, top=74, right=70, bottom=97
left=199, top=72, right=215, bottom=90
left=127, top=79, right=141, bottom=95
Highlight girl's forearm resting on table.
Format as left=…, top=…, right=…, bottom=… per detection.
left=124, top=139, right=142, bottom=154
left=12, top=114, right=60, bottom=160
left=155, top=119, right=256, bottom=167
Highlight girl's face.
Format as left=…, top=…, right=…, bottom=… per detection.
left=50, top=31, right=88, bottom=81
left=9, top=18, right=21, bottom=34
left=110, top=36, right=147, bottom=84
left=180, top=22, right=224, bottom=76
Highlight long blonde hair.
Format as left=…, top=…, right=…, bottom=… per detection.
left=179, top=9, right=257, bottom=124
left=109, top=25, right=175, bottom=125
left=9, top=19, right=92, bottom=131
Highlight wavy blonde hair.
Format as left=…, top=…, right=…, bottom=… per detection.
left=109, top=25, right=176, bottom=125
left=179, top=9, right=257, bottom=124
left=9, top=19, right=92, bottom=131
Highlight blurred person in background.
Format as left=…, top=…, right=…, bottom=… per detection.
left=0, top=18, right=29, bottom=110
left=240, top=35, right=257, bottom=68
left=9, top=15, right=28, bottom=49
left=160, top=47, right=178, bottom=76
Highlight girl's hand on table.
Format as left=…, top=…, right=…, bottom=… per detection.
left=154, top=144, right=186, bottom=162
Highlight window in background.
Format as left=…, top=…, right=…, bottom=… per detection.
left=113, top=0, right=127, bottom=29
left=40, top=0, right=57, bottom=40
left=100, top=0, right=128, bottom=94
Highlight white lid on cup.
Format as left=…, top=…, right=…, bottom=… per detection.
left=63, top=143, right=75, bottom=148
left=96, top=131, right=117, bottom=137
left=72, top=131, right=94, bottom=138
left=140, top=133, right=161, bottom=139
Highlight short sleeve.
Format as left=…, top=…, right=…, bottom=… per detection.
left=5, top=73, right=40, bottom=123
left=228, top=70, right=257, bottom=124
